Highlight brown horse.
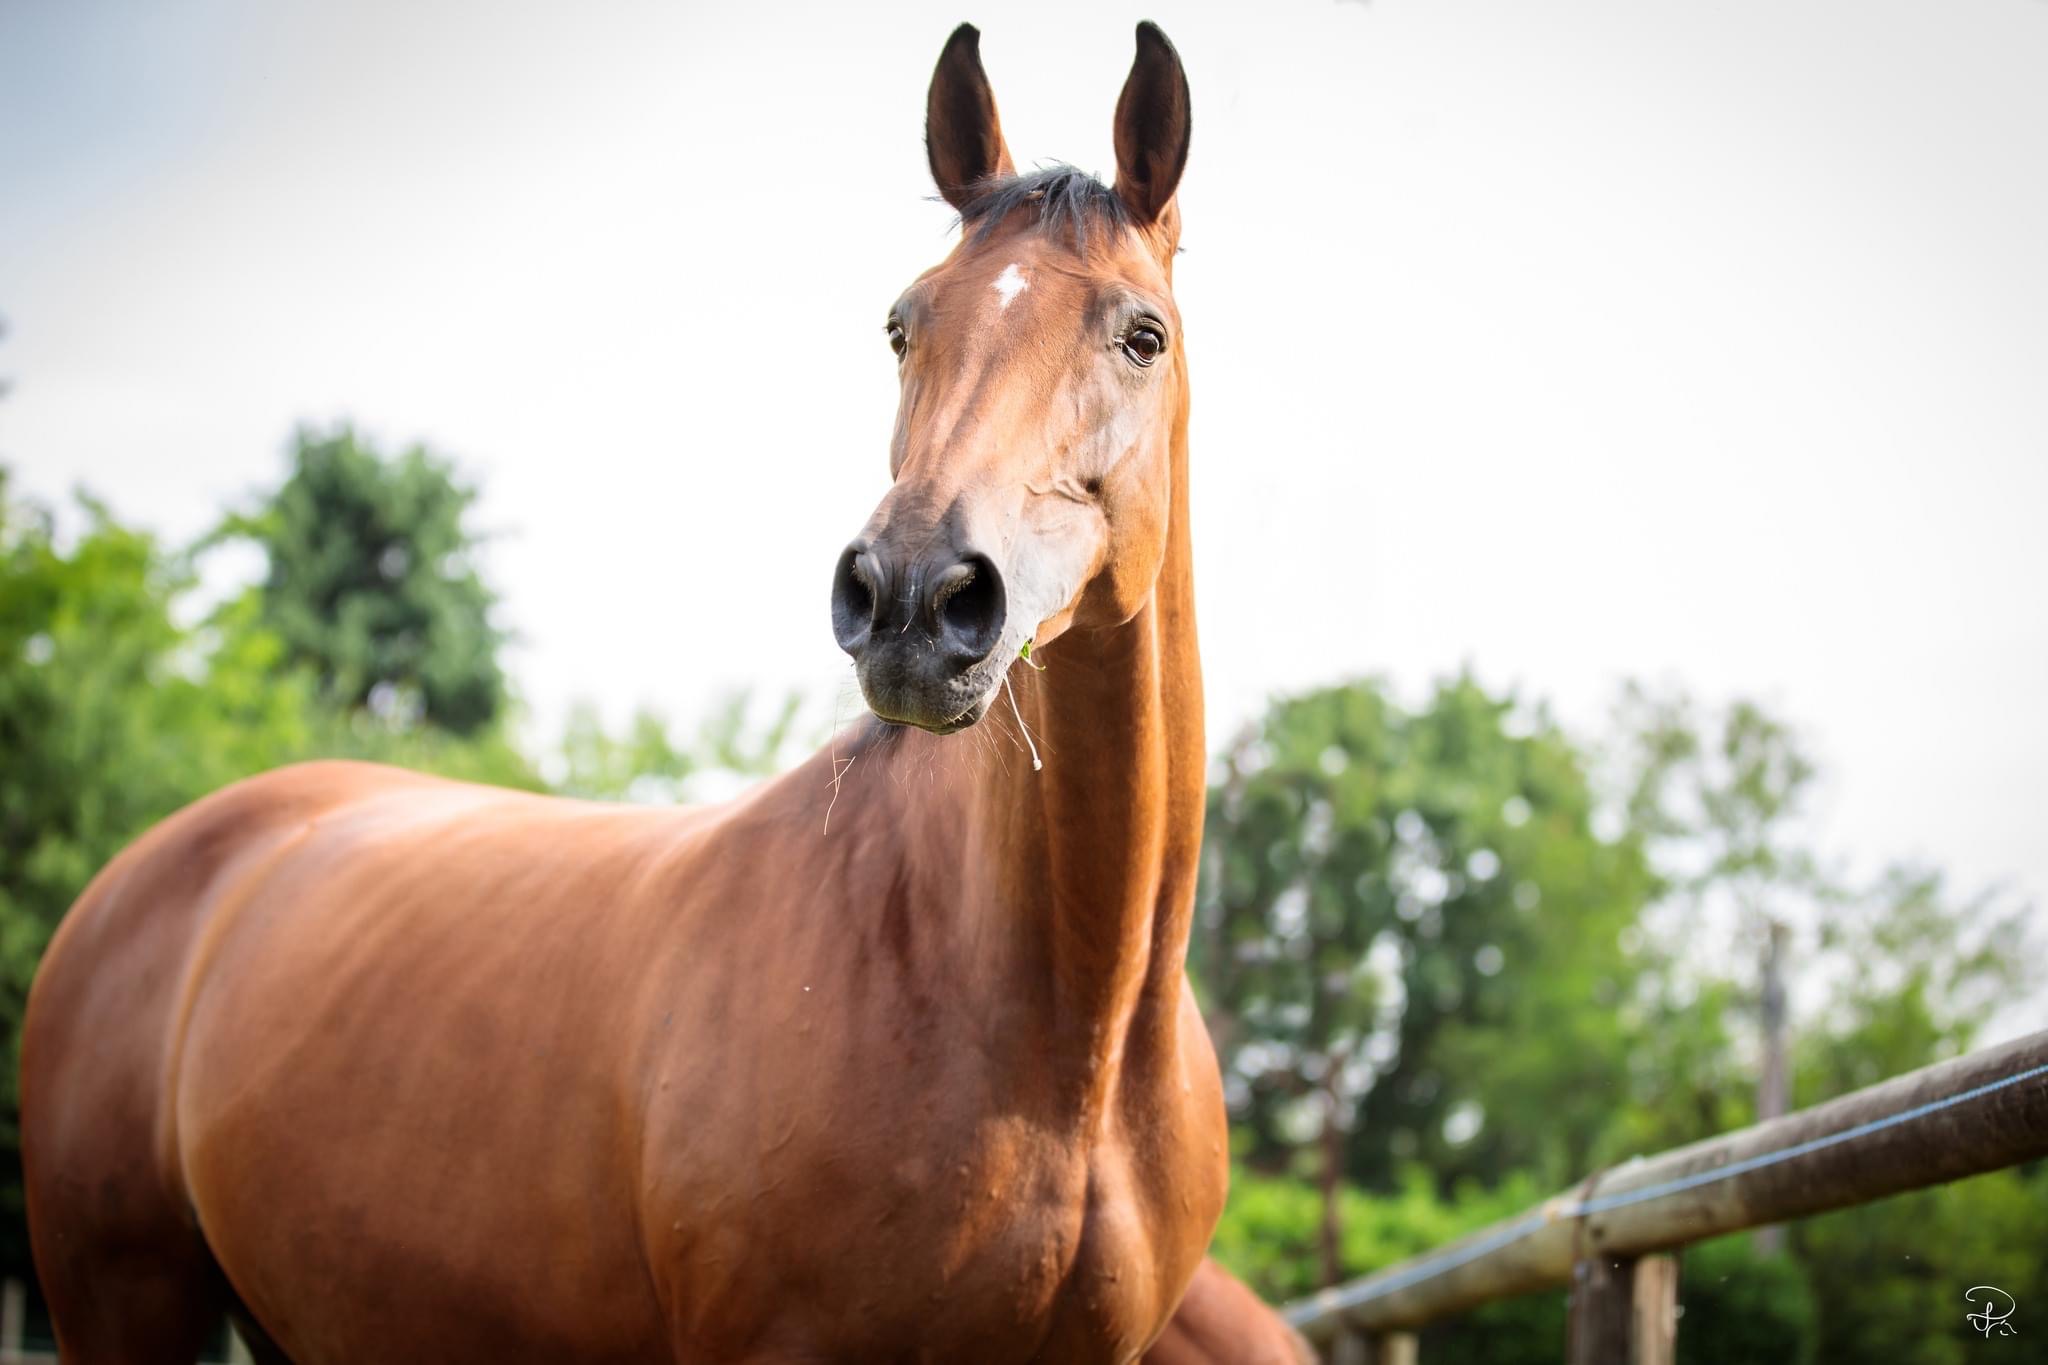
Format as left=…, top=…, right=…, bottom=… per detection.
left=1142, top=1260, right=1317, bottom=1365
left=23, top=20, right=1226, bottom=1365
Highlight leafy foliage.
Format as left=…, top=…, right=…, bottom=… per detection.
left=1209, top=1162, right=1548, bottom=1303
left=1204, top=675, right=2038, bottom=1364
left=1676, top=1234, right=1818, bottom=1365
left=1617, top=685, right=1819, bottom=898
left=216, top=424, right=507, bottom=735
left=556, top=692, right=808, bottom=804
left=1792, top=1164, right=2045, bottom=1365
left=1800, top=864, right=2029, bottom=1098
left=1194, top=676, right=1655, bottom=1277
left=0, top=480, right=320, bottom=1268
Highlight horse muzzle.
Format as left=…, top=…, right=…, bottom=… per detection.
left=831, top=540, right=1010, bottom=733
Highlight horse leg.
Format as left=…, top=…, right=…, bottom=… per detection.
left=32, top=1230, right=226, bottom=1365
left=20, top=790, right=295, bottom=1363
left=23, top=924, right=226, bottom=1360
left=25, top=1051, right=232, bottom=1365
left=25, top=1084, right=249, bottom=1364
left=36, top=1224, right=297, bottom=1365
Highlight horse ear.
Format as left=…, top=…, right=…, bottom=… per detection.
left=927, top=24, right=1015, bottom=213
left=1112, top=22, right=1191, bottom=227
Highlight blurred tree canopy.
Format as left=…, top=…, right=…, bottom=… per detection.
left=214, top=424, right=507, bottom=735
left=0, top=477, right=321, bottom=1270
left=1194, top=677, right=1653, bottom=1276
left=1197, top=677, right=2039, bottom=1364
left=556, top=691, right=806, bottom=805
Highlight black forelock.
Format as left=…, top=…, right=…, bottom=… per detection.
left=954, top=164, right=1130, bottom=250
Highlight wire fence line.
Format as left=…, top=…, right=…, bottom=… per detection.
left=1286, top=1029, right=2048, bottom=1348
left=1570, top=1057, right=2048, bottom=1217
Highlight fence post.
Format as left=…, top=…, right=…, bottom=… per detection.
left=226, top=1322, right=256, bottom=1365
left=0, top=1277, right=23, bottom=1365
left=1329, top=1328, right=1369, bottom=1365
left=1369, top=1331, right=1419, bottom=1365
left=1630, top=1254, right=1680, bottom=1365
left=1567, top=1255, right=1631, bottom=1365
left=1567, top=1253, right=1680, bottom=1365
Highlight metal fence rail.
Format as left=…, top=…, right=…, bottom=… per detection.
left=1283, top=1028, right=2048, bottom=1363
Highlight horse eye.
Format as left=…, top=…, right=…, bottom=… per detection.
left=1123, top=327, right=1164, bottom=367
left=886, top=321, right=907, bottom=359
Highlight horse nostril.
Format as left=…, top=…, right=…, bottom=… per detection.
left=931, top=554, right=1006, bottom=661
left=830, top=546, right=880, bottom=655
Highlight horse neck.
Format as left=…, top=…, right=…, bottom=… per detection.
left=902, top=413, right=1204, bottom=1117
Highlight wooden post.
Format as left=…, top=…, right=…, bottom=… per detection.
left=1630, top=1254, right=1680, bottom=1365
left=226, top=1322, right=257, bottom=1365
left=1369, top=1331, right=1419, bottom=1365
left=1755, top=917, right=1790, bottom=1256
left=1329, top=1328, right=1369, bottom=1365
left=0, top=1277, right=23, bottom=1365
left=1567, top=1255, right=1632, bottom=1365
left=1567, top=1254, right=1679, bottom=1365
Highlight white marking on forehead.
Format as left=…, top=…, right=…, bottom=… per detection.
left=992, top=262, right=1029, bottom=311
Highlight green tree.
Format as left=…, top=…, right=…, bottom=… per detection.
left=1194, top=675, right=1654, bottom=1280
left=1785, top=864, right=2037, bottom=1365
left=1799, top=863, right=2029, bottom=1098
left=1616, top=689, right=1820, bottom=900
left=219, top=424, right=507, bottom=736
left=0, top=477, right=318, bottom=1271
left=1676, top=1233, right=1818, bottom=1365
left=1792, top=1165, right=2044, bottom=1365
left=555, top=691, right=808, bottom=804
left=1616, top=685, right=1833, bottom=1253
left=1613, top=693, right=2040, bottom=1360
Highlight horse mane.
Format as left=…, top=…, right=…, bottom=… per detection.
left=957, top=163, right=1130, bottom=249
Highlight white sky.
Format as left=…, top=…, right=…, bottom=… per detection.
left=4, top=1, right=2044, bottom=1033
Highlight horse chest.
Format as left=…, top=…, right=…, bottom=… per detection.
left=639, top=929, right=1226, bottom=1359
left=646, top=1104, right=1177, bottom=1362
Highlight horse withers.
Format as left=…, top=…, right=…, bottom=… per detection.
left=24, top=21, right=1228, bottom=1364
